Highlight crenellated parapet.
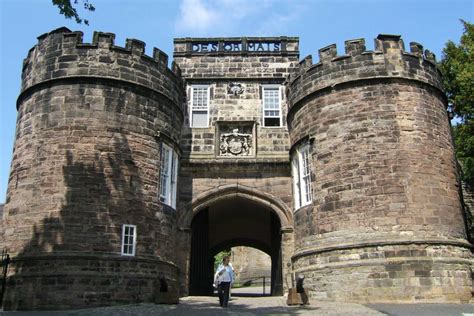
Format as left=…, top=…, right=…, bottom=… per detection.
left=287, top=34, right=443, bottom=110
left=20, top=27, right=184, bottom=111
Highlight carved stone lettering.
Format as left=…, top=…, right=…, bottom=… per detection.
left=191, top=40, right=281, bottom=53
left=223, top=43, right=241, bottom=51
left=247, top=42, right=280, bottom=52
left=192, top=43, right=218, bottom=52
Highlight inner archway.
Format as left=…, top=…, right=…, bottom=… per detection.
left=189, top=196, right=284, bottom=296
left=218, top=246, right=272, bottom=296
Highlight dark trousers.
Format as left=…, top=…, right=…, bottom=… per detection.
left=217, top=281, right=231, bottom=307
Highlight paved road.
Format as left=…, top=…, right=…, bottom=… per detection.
left=0, top=296, right=472, bottom=315
left=0, top=296, right=384, bottom=316
left=367, top=303, right=474, bottom=316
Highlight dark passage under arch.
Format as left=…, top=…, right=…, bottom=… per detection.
left=189, top=197, right=283, bottom=296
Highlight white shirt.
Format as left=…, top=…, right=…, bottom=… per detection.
left=215, top=264, right=234, bottom=283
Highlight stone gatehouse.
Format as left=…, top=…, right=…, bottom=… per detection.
left=1, top=27, right=472, bottom=310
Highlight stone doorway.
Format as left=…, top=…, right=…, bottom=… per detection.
left=188, top=196, right=284, bottom=296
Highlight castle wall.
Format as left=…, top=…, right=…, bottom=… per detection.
left=2, top=28, right=184, bottom=310
left=287, top=35, right=472, bottom=302
left=231, top=246, right=271, bottom=284
left=2, top=28, right=472, bottom=310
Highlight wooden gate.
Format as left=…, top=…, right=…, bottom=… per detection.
left=0, top=249, right=10, bottom=308
left=189, top=208, right=213, bottom=295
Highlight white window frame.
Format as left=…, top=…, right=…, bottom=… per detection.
left=159, top=143, right=178, bottom=208
left=262, top=85, right=282, bottom=127
left=190, top=85, right=210, bottom=128
left=121, top=224, right=137, bottom=256
left=292, top=143, right=313, bottom=209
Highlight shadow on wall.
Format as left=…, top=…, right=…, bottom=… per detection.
left=4, top=133, right=164, bottom=310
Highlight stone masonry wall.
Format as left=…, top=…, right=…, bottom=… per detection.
left=231, top=246, right=271, bottom=284
left=173, top=38, right=299, bottom=295
left=174, top=37, right=299, bottom=159
left=294, top=244, right=472, bottom=302
left=176, top=160, right=293, bottom=294
left=287, top=35, right=473, bottom=303
left=2, top=28, right=184, bottom=310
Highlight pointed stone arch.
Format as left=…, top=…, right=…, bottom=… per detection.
left=182, top=184, right=294, bottom=296
left=181, top=184, right=293, bottom=230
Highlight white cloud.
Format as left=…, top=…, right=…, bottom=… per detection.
left=256, top=10, right=301, bottom=36
left=175, top=0, right=304, bottom=36
left=176, top=0, right=218, bottom=34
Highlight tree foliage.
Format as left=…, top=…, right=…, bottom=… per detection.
left=439, top=20, right=474, bottom=184
left=452, top=123, right=474, bottom=184
left=214, top=250, right=231, bottom=271
left=52, top=0, right=95, bottom=25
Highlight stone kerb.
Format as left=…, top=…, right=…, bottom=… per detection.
left=20, top=27, right=184, bottom=112
left=287, top=34, right=443, bottom=112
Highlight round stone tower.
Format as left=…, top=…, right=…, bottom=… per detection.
left=287, top=35, right=472, bottom=303
left=2, top=27, right=184, bottom=310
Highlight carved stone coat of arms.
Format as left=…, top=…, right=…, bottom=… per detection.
left=219, top=128, right=252, bottom=156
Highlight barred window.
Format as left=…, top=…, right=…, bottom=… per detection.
left=292, top=143, right=313, bottom=209
left=190, top=85, right=210, bottom=127
left=121, top=224, right=136, bottom=256
left=262, top=86, right=282, bottom=127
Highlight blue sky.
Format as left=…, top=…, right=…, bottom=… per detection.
left=0, top=0, right=472, bottom=203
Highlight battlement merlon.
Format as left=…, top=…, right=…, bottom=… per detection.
left=21, top=27, right=184, bottom=111
left=173, top=36, right=299, bottom=57
left=33, top=27, right=174, bottom=68
left=287, top=34, right=444, bottom=109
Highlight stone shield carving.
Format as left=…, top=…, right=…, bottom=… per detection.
left=228, top=82, right=244, bottom=96
left=219, top=128, right=252, bottom=156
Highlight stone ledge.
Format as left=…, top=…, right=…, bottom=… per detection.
left=293, top=238, right=473, bottom=260
left=182, top=156, right=290, bottom=165
left=10, top=253, right=179, bottom=269
left=293, top=256, right=474, bottom=272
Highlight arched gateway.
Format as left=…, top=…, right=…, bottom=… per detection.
left=181, top=185, right=293, bottom=296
